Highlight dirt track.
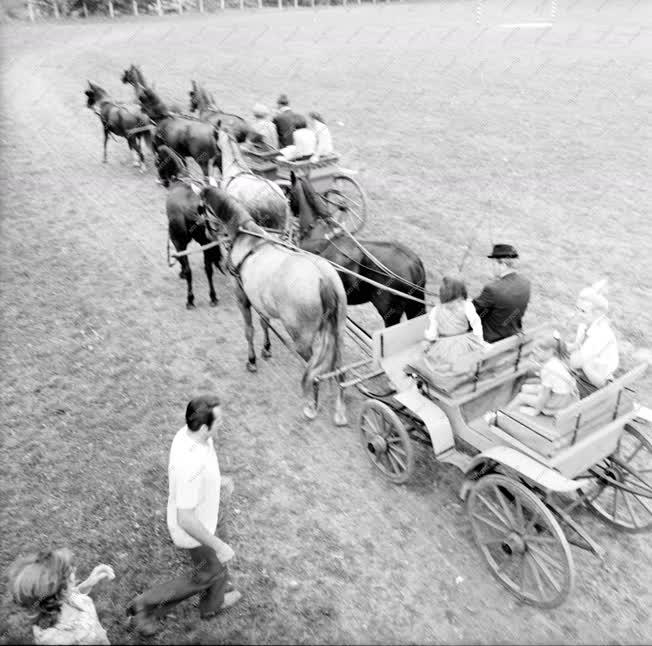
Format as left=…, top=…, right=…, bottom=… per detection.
left=1, top=2, right=651, bottom=643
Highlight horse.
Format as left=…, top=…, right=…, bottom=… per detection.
left=288, top=173, right=427, bottom=326
left=156, top=146, right=224, bottom=309
left=189, top=81, right=252, bottom=143
left=215, top=127, right=288, bottom=231
left=121, top=64, right=184, bottom=114
left=84, top=81, right=152, bottom=171
left=200, top=185, right=348, bottom=426
left=138, top=85, right=219, bottom=179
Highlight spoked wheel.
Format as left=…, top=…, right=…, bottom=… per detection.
left=359, top=400, right=414, bottom=484
left=322, top=174, right=368, bottom=235
left=581, top=423, right=652, bottom=532
left=467, top=474, right=574, bottom=608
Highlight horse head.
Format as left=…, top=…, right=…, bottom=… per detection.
left=85, top=81, right=106, bottom=109
left=200, top=186, right=250, bottom=241
left=156, top=145, right=187, bottom=187
left=122, top=64, right=145, bottom=87
left=289, top=172, right=331, bottom=238
left=189, top=80, right=199, bottom=113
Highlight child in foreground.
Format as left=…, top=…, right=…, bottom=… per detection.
left=508, top=335, right=579, bottom=416
left=9, top=548, right=114, bottom=645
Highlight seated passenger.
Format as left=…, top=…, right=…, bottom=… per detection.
left=423, top=274, right=487, bottom=378
left=562, top=279, right=619, bottom=398
left=507, top=335, right=579, bottom=416
left=246, top=103, right=278, bottom=151
left=307, top=111, right=334, bottom=162
left=277, top=124, right=316, bottom=162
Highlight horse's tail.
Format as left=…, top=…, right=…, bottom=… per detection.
left=404, top=255, right=427, bottom=319
left=302, top=276, right=343, bottom=394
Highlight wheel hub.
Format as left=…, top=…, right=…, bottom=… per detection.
left=502, top=531, right=526, bottom=556
left=368, top=435, right=388, bottom=455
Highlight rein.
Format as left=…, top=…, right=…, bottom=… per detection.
left=295, top=180, right=437, bottom=300
left=236, top=228, right=431, bottom=307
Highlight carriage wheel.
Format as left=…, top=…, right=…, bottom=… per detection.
left=322, top=174, right=368, bottom=235
left=467, top=474, right=574, bottom=608
left=359, top=400, right=414, bottom=484
left=581, top=423, right=652, bottom=533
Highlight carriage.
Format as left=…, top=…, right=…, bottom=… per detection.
left=315, top=313, right=652, bottom=608
left=240, top=146, right=368, bottom=235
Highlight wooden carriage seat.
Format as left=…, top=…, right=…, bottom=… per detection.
left=404, top=324, right=554, bottom=401
left=240, top=147, right=279, bottom=180
left=276, top=154, right=340, bottom=182
left=494, top=362, right=647, bottom=458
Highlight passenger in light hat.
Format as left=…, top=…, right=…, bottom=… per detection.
left=252, top=103, right=269, bottom=119
left=563, top=279, right=619, bottom=397
left=246, top=102, right=278, bottom=150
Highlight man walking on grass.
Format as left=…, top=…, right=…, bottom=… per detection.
left=127, top=395, right=241, bottom=636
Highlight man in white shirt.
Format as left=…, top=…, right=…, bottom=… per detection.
left=127, top=395, right=241, bottom=636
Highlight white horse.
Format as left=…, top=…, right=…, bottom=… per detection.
left=216, top=127, right=290, bottom=232
left=201, top=185, right=348, bottom=426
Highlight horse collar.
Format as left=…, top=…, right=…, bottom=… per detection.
left=227, top=229, right=269, bottom=276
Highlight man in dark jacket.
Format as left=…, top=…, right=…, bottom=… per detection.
left=473, top=244, right=531, bottom=343
left=273, top=94, right=304, bottom=148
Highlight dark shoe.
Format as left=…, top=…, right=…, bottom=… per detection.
left=126, top=599, right=159, bottom=637
left=130, top=610, right=159, bottom=637
left=200, top=590, right=242, bottom=619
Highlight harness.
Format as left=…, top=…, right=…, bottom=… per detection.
left=227, top=237, right=271, bottom=276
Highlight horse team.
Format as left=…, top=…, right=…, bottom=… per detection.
left=84, top=65, right=427, bottom=426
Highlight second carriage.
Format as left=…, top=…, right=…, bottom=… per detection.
left=241, top=146, right=369, bottom=235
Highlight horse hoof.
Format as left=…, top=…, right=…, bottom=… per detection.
left=334, top=413, right=349, bottom=427
left=210, top=299, right=219, bottom=307
left=303, top=404, right=317, bottom=421
left=186, top=302, right=196, bottom=310
left=262, top=348, right=272, bottom=359
left=246, top=362, right=257, bottom=373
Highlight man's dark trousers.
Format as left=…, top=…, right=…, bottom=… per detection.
left=133, top=544, right=228, bottom=619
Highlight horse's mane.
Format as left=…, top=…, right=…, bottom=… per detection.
left=130, top=64, right=146, bottom=85
left=87, top=82, right=108, bottom=97
left=139, top=86, right=170, bottom=119
left=202, top=186, right=258, bottom=233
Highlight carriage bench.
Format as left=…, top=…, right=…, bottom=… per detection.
left=494, top=362, right=648, bottom=459
left=404, top=324, right=554, bottom=403
left=275, top=154, right=341, bottom=185
left=239, top=146, right=279, bottom=181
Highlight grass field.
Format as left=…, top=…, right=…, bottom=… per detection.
left=1, top=0, right=652, bottom=643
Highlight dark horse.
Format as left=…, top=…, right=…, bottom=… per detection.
left=121, top=64, right=184, bottom=114
left=84, top=81, right=152, bottom=171
left=138, top=85, right=219, bottom=178
left=188, top=81, right=252, bottom=143
left=157, top=145, right=223, bottom=309
left=289, top=173, right=426, bottom=326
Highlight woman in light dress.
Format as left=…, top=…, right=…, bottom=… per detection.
left=9, top=548, right=115, bottom=645
left=423, top=274, right=487, bottom=378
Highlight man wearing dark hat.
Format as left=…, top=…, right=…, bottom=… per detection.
left=273, top=94, right=305, bottom=148
left=472, top=244, right=531, bottom=343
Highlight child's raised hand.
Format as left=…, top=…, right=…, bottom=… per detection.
left=90, top=564, right=115, bottom=583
